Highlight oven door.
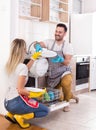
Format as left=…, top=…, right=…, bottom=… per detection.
left=76, top=62, right=89, bottom=85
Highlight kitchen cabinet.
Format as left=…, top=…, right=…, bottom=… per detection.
left=19, top=0, right=69, bottom=22
left=19, top=0, right=42, bottom=20
left=42, top=0, right=69, bottom=23
left=71, top=12, right=96, bottom=55
left=89, top=57, right=96, bottom=90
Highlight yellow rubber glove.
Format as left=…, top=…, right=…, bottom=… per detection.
left=31, top=52, right=42, bottom=60
left=29, top=88, right=46, bottom=98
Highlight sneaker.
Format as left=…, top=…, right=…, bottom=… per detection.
left=75, top=96, right=79, bottom=103
left=63, top=106, right=70, bottom=112
left=73, top=95, right=79, bottom=103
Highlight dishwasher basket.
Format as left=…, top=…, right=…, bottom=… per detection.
left=41, top=88, right=61, bottom=103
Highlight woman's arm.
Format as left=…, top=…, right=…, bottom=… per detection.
left=26, top=59, right=34, bottom=70
left=26, top=51, right=42, bottom=70
left=16, top=75, right=30, bottom=96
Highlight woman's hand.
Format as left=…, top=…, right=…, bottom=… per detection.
left=31, top=52, right=42, bottom=61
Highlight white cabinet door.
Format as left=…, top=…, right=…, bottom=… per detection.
left=90, top=58, right=96, bottom=90
left=71, top=13, right=96, bottom=55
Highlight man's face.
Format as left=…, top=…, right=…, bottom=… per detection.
left=55, top=27, right=66, bottom=41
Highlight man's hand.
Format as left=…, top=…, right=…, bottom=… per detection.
left=35, top=43, right=42, bottom=52
left=51, top=55, right=64, bottom=63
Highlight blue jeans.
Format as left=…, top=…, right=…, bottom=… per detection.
left=4, top=96, right=49, bottom=118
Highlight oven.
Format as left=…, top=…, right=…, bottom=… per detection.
left=76, top=61, right=90, bottom=85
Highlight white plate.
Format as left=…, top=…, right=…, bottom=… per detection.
left=41, top=48, right=57, bottom=58
left=26, top=87, right=44, bottom=92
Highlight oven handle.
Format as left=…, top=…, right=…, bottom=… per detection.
left=79, top=63, right=89, bottom=65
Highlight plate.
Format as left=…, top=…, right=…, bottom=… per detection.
left=26, top=87, right=44, bottom=92
left=41, top=48, right=57, bottom=58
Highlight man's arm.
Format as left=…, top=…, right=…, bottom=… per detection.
left=39, top=41, right=46, bottom=48
left=63, top=55, right=72, bottom=66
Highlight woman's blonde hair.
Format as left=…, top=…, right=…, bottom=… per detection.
left=6, top=38, right=26, bottom=75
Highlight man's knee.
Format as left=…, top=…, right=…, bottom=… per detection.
left=61, top=74, right=72, bottom=87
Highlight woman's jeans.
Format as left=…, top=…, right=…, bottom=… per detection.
left=4, top=96, right=49, bottom=118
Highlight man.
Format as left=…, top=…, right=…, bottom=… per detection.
left=39, top=23, right=79, bottom=111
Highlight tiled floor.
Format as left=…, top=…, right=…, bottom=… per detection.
left=1, top=91, right=96, bottom=130
left=28, top=91, right=96, bottom=130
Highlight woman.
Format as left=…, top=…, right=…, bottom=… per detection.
left=4, top=38, right=49, bottom=128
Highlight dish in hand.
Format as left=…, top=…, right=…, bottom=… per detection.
left=41, top=48, right=57, bottom=58
left=26, top=87, right=45, bottom=92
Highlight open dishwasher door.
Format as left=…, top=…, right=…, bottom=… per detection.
left=39, top=87, right=69, bottom=112
left=49, top=101, right=69, bottom=112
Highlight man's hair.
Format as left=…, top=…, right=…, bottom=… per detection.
left=56, top=23, right=67, bottom=32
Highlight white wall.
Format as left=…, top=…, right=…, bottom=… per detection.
left=82, top=0, right=96, bottom=13
left=18, top=20, right=53, bottom=46
left=18, top=20, right=69, bottom=50
left=0, top=0, right=20, bottom=115
left=10, top=0, right=19, bottom=41
left=0, top=0, right=11, bottom=114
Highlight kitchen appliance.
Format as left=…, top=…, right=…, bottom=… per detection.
left=76, top=56, right=90, bottom=85
left=75, top=56, right=90, bottom=91
left=25, top=42, right=69, bottom=111
left=76, top=61, right=90, bottom=85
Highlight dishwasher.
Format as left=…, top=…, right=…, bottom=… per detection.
left=24, top=42, right=69, bottom=112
